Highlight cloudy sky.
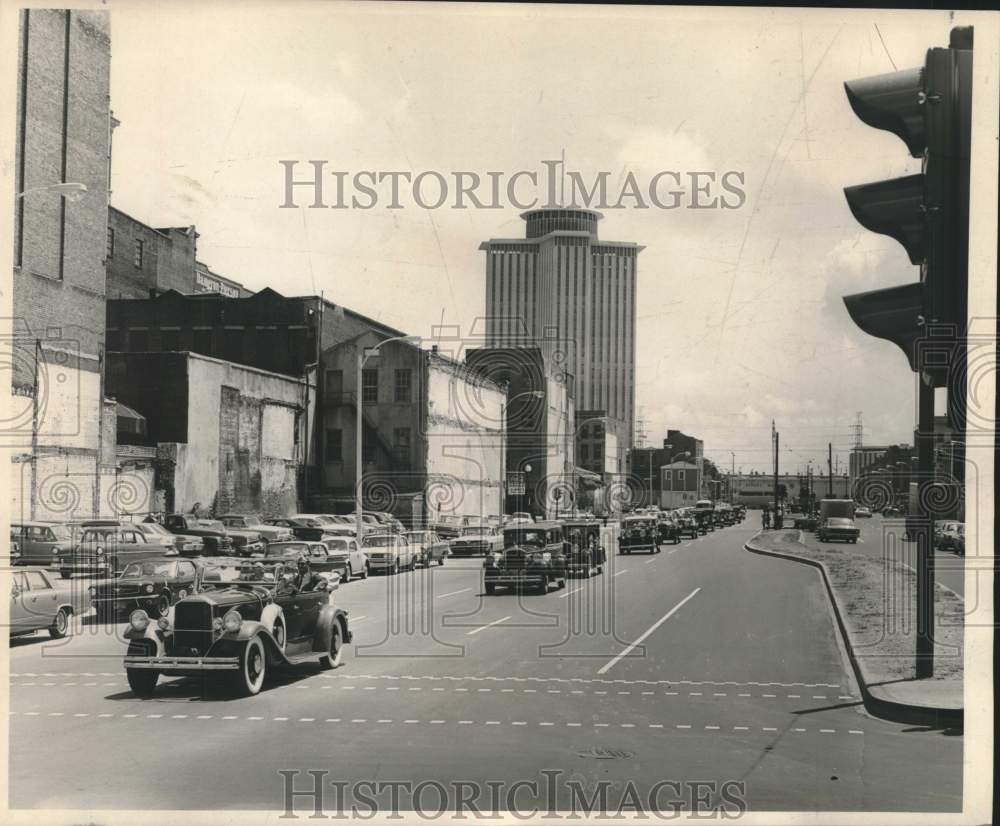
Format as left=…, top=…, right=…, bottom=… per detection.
left=106, top=2, right=986, bottom=474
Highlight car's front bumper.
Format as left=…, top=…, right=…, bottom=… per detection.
left=124, top=655, right=239, bottom=671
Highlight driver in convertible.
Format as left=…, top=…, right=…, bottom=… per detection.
left=278, top=556, right=326, bottom=594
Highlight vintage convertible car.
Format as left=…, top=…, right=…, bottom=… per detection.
left=618, top=515, right=660, bottom=554
left=562, top=518, right=606, bottom=577
left=91, top=557, right=202, bottom=621
left=656, top=513, right=682, bottom=545
left=123, top=560, right=351, bottom=697
left=483, top=521, right=567, bottom=595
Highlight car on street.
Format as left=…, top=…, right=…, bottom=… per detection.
left=254, top=540, right=348, bottom=581
left=449, top=524, right=504, bottom=557
left=123, top=559, right=352, bottom=697
left=656, top=512, right=682, bottom=545
left=817, top=517, right=860, bottom=544
left=321, top=536, right=369, bottom=581
left=936, top=521, right=965, bottom=554
left=10, top=521, right=74, bottom=567
left=10, top=567, right=78, bottom=639
left=218, top=514, right=294, bottom=544
left=162, top=514, right=238, bottom=555
left=855, top=506, right=873, bottom=518
left=674, top=511, right=699, bottom=539
left=429, top=514, right=464, bottom=540
left=952, top=524, right=965, bottom=556
left=59, top=525, right=175, bottom=579
left=90, top=557, right=202, bottom=621
left=361, top=532, right=415, bottom=573
left=618, top=515, right=661, bottom=554
left=405, top=530, right=449, bottom=567
left=483, top=521, right=567, bottom=595
left=562, top=518, right=606, bottom=577
left=136, top=520, right=206, bottom=556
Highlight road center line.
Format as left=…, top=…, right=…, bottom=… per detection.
left=597, top=588, right=701, bottom=675
left=467, top=615, right=512, bottom=636
left=559, top=585, right=585, bottom=599
left=613, top=569, right=629, bottom=577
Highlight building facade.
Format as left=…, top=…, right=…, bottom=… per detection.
left=660, top=461, right=701, bottom=509
left=318, top=335, right=505, bottom=526
left=106, top=351, right=314, bottom=516
left=730, top=472, right=852, bottom=508
left=480, top=208, right=641, bottom=468
left=9, top=9, right=113, bottom=521
left=106, top=207, right=251, bottom=300
left=628, top=430, right=705, bottom=506
left=465, top=347, right=575, bottom=519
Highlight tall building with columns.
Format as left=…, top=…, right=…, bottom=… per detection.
left=479, top=208, right=641, bottom=468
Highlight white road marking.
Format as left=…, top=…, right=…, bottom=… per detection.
left=511, top=721, right=527, bottom=726
left=597, top=588, right=701, bottom=675
left=733, top=726, right=749, bottom=731
left=763, top=727, right=778, bottom=732
left=613, top=570, right=629, bottom=577
left=436, top=588, right=471, bottom=599
left=467, top=615, right=511, bottom=636
left=644, top=558, right=657, bottom=564
left=676, top=724, right=691, bottom=729
left=559, top=585, right=585, bottom=599
left=704, top=725, right=720, bottom=730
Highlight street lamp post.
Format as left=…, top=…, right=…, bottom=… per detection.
left=16, top=182, right=88, bottom=201
left=355, top=335, right=420, bottom=542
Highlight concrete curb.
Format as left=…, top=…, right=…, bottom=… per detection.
left=744, top=531, right=963, bottom=729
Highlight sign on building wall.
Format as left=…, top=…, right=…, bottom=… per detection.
left=194, top=270, right=240, bottom=298
left=507, top=471, right=526, bottom=495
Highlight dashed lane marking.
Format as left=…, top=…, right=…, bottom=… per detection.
left=467, top=616, right=511, bottom=636
left=559, top=585, right=585, bottom=599
left=436, top=588, right=471, bottom=599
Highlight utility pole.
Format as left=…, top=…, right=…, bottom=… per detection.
left=772, top=423, right=779, bottom=514
left=828, top=442, right=833, bottom=498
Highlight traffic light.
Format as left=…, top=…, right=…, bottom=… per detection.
left=841, top=27, right=973, bottom=383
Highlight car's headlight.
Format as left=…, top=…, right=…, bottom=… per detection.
left=129, top=609, right=150, bottom=631
left=157, top=616, right=171, bottom=631
left=144, top=584, right=154, bottom=594
left=213, top=617, right=224, bottom=631
left=52, top=546, right=61, bottom=555
left=222, top=610, right=242, bottom=632
left=88, top=586, right=96, bottom=597
left=96, top=546, right=104, bottom=556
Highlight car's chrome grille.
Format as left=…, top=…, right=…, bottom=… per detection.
left=173, top=601, right=214, bottom=653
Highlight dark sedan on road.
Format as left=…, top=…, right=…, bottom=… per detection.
left=619, top=515, right=660, bottom=554
left=484, top=522, right=567, bottom=595
left=91, top=557, right=202, bottom=621
left=817, top=517, right=860, bottom=544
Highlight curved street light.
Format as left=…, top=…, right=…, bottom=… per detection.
left=17, top=182, right=88, bottom=201
left=355, top=334, right=421, bottom=541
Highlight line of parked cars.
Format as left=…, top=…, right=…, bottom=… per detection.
left=934, top=520, right=965, bottom=555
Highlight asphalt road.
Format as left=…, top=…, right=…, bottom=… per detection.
left=9, top=519, right=962, bottom=814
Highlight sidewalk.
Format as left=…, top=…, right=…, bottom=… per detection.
left=746, top=528, right=963, bottom=727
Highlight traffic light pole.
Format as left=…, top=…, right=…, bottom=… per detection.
left=916, top=375, right=936, bottom=677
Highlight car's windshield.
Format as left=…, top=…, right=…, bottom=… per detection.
left=49, top=524, right=74, bottom=541
left=505, top=529, right=546, bottom=547
left=140, top=522, right=171, bottom=537
left=828, top=518, right=853, bottom=526
left=202, top=562, right=282, bottom=584
left=122, top=560, right=177, bottom=578
left=362, top=534, right=394, bottom=547
left=193, top=519, right=225, bottom=531
left=461, top=525, right=487, bottom=536
left=325, top=539, right=350, bottom=552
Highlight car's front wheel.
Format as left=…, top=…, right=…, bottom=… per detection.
left=49, top=607, right=71, bottom=639
left=126, top=641, right=158, bottom=698
left=231, top=636, right=267, bottom=696
left=341, top=565, right=351, bottom=584
left=484, top=582, right=495, bottom=596
left=319, top=619, right=344, bottom=670
left=362, top=561, right=371, bottom=579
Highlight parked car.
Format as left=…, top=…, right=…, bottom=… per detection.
left=91, top=557, right=202, bottom=622
left=562, top=518, right=606, bottom=577
left=136, top=520, right=206, bottom=556
left=504, top=512, right=534, bottom=528
left=484, top=521, right=567, bottom=595
left=10, top=521, right=74, bottom=567
left=321, top=536, right=369, bottom=581
left=10, top=567, right=77, bottom=639
left=449, top=524, right=504, bottom=557
left=429, top=514, right=464, bottom=540
left=656, top=513, right=682, bottom=545
left=218, top=514, right=294, bottom=544
left=855, top=506, right=873, bottom=518
left=163, top=514, right=235, bottom=555
left=361, top=532, right=415, bottom=574
left=674, top=512, right=699, bottom=540
left=255, top=540, right=348, bottom=581
left=123, top=559, right=351, bottom=697
left=406, top=530, right=449, bottom=567
left=619, top=515, right=661, bottom=554
left=952, top=524, right=965, bottom=556
left=817, top=517, right=860, bottom=544
left=937, top=521, right=965, bottom=553
left=59, top=525, right=175, bottom=579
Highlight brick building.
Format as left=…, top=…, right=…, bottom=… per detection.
left=106, top=206, right=251, bottom=300
left=9, top=9, right=115, bottom=521
left=628, top=429, right=705, bottom=507
left=106, top=351, right=315, bottom=516
left=465, top=347, right=575, bottom=518
left=317, top=335, right=505, bottom=526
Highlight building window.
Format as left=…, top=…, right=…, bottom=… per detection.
left=362, top=438, right=376, bottom=464
left=362, top=369, right=378, bottom=404
left=394, top=369, right=412, bottom=403
left=133, top=239, right=144, bottom=269
left=106, top=227, right=115, bottom=258
left=324, top=369, right=343, bottom=402
left=677, top=470, right=686, bottom=485
left=393, top=427, right=411, bottom=468
left=160, top=329, right=179, bottom=351
left=325, top=428, right=342, bottom=462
